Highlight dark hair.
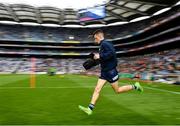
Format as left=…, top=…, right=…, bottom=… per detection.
left=92, top=29, right=104, bottom=36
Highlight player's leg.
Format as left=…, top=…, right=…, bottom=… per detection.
left=111, top=80, right=134, bottom=93
left=108, top=68, right=143, bottom=93
left=90, top=78, right=107, bottom=105
left=79, top=78, right=107, bottom=115
left=111, top=81, right=143, bottom=93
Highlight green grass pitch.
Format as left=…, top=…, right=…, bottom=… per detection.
left=0, top=74, right=180, bottom=125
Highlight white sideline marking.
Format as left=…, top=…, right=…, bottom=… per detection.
left=143, top=86, right=180, bottom=95
left=0, top=86, right=95, bottom=89
left=119, top=82, right=180, bottom=95
left=0, top=84, right=179, bottom=95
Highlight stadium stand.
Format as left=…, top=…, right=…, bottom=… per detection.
left=0, top=49, right=179, bottom=84
left=0, top=5, right=179, bottom=43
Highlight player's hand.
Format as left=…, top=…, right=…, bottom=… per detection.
left=94, top=53, right=100, bottom=60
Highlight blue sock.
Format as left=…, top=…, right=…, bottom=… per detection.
left=132, top=85, right=137, bottom=90
left=88, top=104, right=95, bottom=110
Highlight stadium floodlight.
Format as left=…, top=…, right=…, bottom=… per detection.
left=19, top=22, right=40, bottom=26
left=85, top=24, right=106, bottom=28
left=62, top=25, right=84, bottom=28
left=108, top=22, right=128, bottom=26
left=0, top=21, right=18, bottom=25
left=41, top=24, right=61, bottom=27
left=153, top=8, right=171, bottom=16
left=175, top=1, right=180, bottom=5
left=130, top=16, right=150, bottom=22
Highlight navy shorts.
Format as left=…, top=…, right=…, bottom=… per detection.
left=100, top=68, right=119, bottom=83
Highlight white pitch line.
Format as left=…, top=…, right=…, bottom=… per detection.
left=119, top=82, right=180, bottom=95
left=0, top=84, right=179, bottom=95
left=0, top=86, right=95, bottom=89
left=143, top=86, right=180, bottom=95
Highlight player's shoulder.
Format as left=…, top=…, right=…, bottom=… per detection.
left=101, top=40, right=112, bottom=46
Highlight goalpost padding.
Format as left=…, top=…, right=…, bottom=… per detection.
left=30, top=57, right=36, bottom=88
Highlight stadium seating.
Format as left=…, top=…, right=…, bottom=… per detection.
left=0, top=49, right=179, bottom=84
left=0, top=5, right=179, bottom=43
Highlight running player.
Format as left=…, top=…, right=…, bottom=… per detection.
left=79, top=29, right=143, bottom=115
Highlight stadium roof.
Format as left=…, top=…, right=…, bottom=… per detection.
left=0, top=0, right=108, bottom=9
left=0, top=0, right=179, bottom=26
